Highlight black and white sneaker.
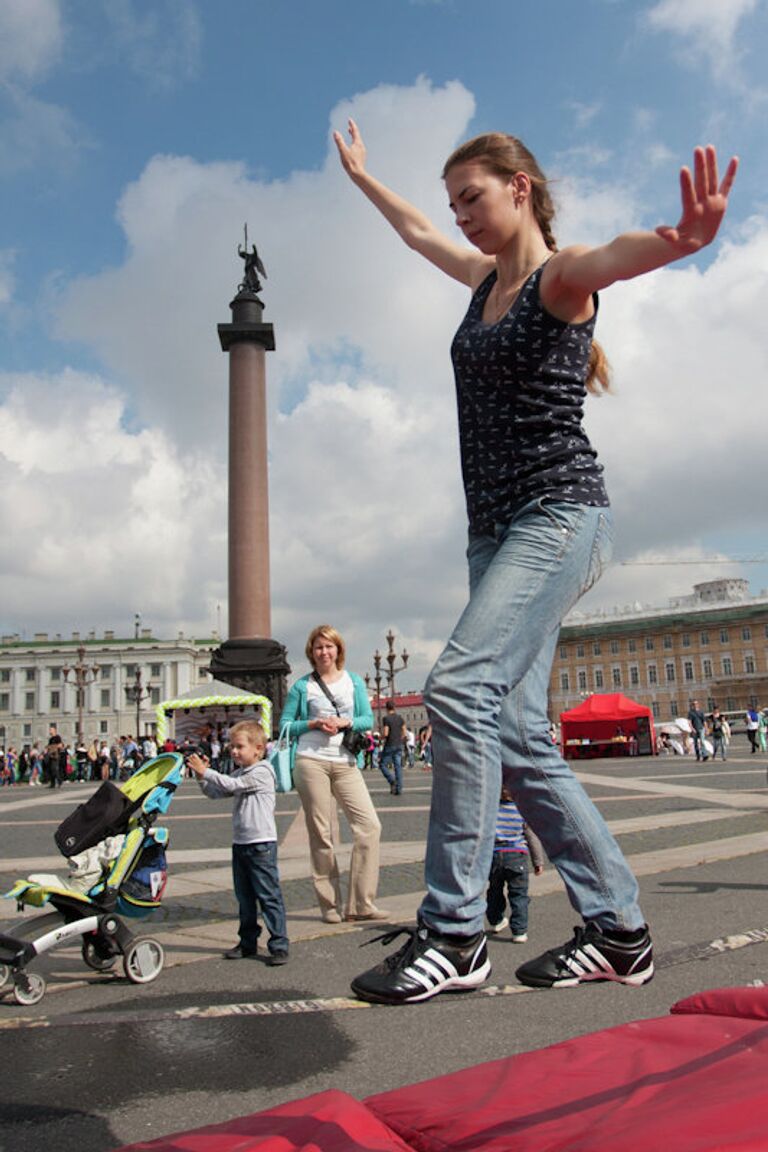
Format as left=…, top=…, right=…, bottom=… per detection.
left=351, top=925, right=491, bottom=1004
left=515, top=922, right=653, bottom=989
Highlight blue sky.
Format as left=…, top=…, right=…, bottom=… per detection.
left=1, top=0, right=767, bottom=684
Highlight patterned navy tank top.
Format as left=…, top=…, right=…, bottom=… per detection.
left=450, top=263, right=609, bottom=534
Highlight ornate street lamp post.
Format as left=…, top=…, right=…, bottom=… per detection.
left=366, top=630, right=409, bottom=730
left=62, top=645, right=100, bottom=742
left=125, top=666, right=153, bottom=739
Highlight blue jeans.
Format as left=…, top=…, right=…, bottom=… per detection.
left=420, top=497, right=644, bottom=937
left=379, top=747, right=403, bottom=792
left=232, top=841, right=289, bottom=955
left=486, top=851, right=530, bottom=935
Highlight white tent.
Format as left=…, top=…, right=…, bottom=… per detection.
left=155, top=679, right=272, bottom=746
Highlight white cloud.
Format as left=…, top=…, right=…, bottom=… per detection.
left=0, top=250, right=14, bottom=305
left=102, top=0, right=202, bottom=90
left=0, top=0, right=62, bottom=83
left=647, top=0, right=760, bottom=80
left=0, top=369, right=225, bottom=633
left=5, top=78, right=765, bottom=683
left=0, top=86, right=86, bottom=175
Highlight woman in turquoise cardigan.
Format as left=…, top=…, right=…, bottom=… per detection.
left=280, top=624, right=389, bottom=924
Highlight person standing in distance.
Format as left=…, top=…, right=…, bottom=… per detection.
left=335, top=120, right=737, bottom=1004
left=379, top=700, right=406, bottom=795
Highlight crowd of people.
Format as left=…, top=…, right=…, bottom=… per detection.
left=0, top=724, right=157, bottom=787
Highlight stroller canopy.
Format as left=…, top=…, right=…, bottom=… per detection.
left=155, top=679, right=272, bottom=745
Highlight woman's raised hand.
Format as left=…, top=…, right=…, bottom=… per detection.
left=333, top=118, right=367, bottom=179
left=656, top=145, right=738, bottom=253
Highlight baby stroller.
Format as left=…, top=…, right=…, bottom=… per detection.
left=0, top=752, right=183, bottom=1006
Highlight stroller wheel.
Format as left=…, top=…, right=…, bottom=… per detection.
left=123, top=937, right=164, bottom=984
left=0, top=963, right=11, bottom=988
left=13, top=972, right=46, bottom=1006
left=82, top=938, right=117, bottom=972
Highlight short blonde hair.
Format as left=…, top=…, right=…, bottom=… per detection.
left=305, top=624, right=346, bottom=671
left=229, top=720, right=267, bottom=752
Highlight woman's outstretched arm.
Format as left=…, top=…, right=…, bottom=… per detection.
left=334, top=118, right=488, bottom=288
left=543, top=146, right=739, bottom=316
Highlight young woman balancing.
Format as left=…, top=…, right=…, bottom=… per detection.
left=335, top=121, right=737, bottom=1004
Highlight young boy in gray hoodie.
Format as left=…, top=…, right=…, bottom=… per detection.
left=187, top=719, right=289, bottom=965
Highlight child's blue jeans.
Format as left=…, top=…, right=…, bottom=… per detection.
left=232, top=840, right=289, bottom=955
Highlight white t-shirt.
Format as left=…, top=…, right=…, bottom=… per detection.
left=297, top=672, right=356, bottom=763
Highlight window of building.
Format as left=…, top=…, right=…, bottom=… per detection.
left=23, top=723, right=31, bottom=738
left=610, top=639, right=619, bottom=655
left=594, top=669, right=604, bottom=689
left=0, top=669, right=9, bottom=682
left=198, top=667, right=208, bottom=679
left=651, top=702, right=661, bottom=719
left=25, top=667, right=35, bottom=682
left=707, top=696, right=715, bottom=711
left=592, top=641, right=601, bottom=656
left=150, top=687, right=161, bottom=705
left=745, top=654, right=756, bottom=674
left=100, top=720, right=109, bottom=735
left=665, top=662, right=675, bottom=683
left=24, top=691, right=35, bottom=710
left=722, top=657, right=732, bottom=676
left=628, top=638, right=637, bottom=653
left=125, top=664, right=137, bottom=678
left=100, top=664, right=112, bottom=680
left=682, top=633, right=691, bottom=648
left=703, top=658, right=713, bottom=679
left=726, top=696, right=736, bottom=711
left=684, top=661, right=694, bottom=682
left=612, top=667, right=622, bottom=687
left=743, top=626, right=752, bottom=641
left=700, top=631, right=709, bottom=646
left=630, top=665, right=639, bottom=686
left=719, top=628, right=729, bottom=643
left=0, top=693, right=8, bottom=711
left=558, top=645, right=567, bottom=659
left=645, top=637, right=654, bottom=651
left=577, top=669, right=587, bottom=691
left=49, top=666, right=61, bottom=681
left=101, top=689, right=111, bottom=708
left=576, top=644, right=584, bottom=658
left=750, top=695, right=759, bottom=709
left=50, top=691, right=60, bottom=710
left=150, top=663, right=162, bottom=678
left=670, top=701, right=679, bottom=718
left=663, top=635, right=673, bottom=649
left=648, top=665, right=658, bottom=685
left=560, top=672, right=570, bottom=692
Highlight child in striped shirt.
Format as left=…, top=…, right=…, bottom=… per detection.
left=486, top=787, right=544, bottom=942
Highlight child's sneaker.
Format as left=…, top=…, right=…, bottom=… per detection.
left=485, top=916, right=509, bottom=934
left=516, top=922, right=653, bottom=988
left=510, top=932, right=528, bottom=943
left=351, top=924, right=491, bottom=1004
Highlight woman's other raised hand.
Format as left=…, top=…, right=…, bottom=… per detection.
left=655, top=145, right=739, bottom=254
left=334, top=118, right=367, bottom=180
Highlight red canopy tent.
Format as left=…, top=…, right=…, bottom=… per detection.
left=560, top=692, right=655, bottom=757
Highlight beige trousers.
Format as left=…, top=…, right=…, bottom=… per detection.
left=294, top=754, right=382, bottom=918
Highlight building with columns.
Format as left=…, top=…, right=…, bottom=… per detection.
left=0, top=628, right=218, bottom=750
left=550, top=579, right=768, bottom=724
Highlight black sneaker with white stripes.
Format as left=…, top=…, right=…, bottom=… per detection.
left=351, top=925, right=491, bottom=1004
left=515, top=922, right=653, bottom=989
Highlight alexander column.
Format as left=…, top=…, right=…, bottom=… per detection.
left=208, top=230, right=290, bottom=720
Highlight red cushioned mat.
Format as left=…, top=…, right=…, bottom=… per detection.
left=113, top=1088, right=415, bottom=1152
left=364, top=1012, right=768, bottom=1152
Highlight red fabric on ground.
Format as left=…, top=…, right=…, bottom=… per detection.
left=113, top=1088, right=415, bottom=1152
left=364, top=1013, right=768, bottom=1152
left=671, top=984, right=768, bottom=1020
